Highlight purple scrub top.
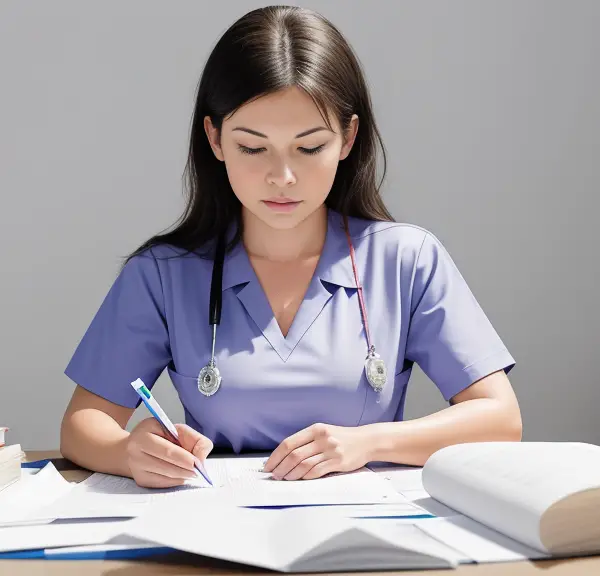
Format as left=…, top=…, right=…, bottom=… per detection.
left=65, top=209, right=515, bottom=453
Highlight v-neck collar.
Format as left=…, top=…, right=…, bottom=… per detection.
left=220, top=210, right=357, bottom=361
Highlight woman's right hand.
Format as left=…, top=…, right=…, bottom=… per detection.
left=125, top=417, right=213, bottom=488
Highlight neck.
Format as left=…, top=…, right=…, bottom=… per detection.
left=242, top=205, right=328, bottom=262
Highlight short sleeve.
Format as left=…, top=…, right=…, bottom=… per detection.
left=405, top=232, right=515, bottom=401
left=64, top=249, right=171, bottom=408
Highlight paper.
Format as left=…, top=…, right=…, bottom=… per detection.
left=369, top=464, right=425, bottom=491
left=209, top=459, right=406, bottom=507
left=400, top=489, right=458, bottom=518
left=29, top=470, right=203, bottom=521
left=417, top=516, right=550, bottom=563
left=123, top=495, right=459, bottom=571
left=29, top=457, right=405, bottom=521
left=0, top=519, right=133, bottom=553
left=0, top=463, right=74, bottom=526
left=305, top=502, right=431, bottom=519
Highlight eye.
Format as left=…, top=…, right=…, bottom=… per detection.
left=237, top=143, right=326, bottom=156
left=238, top=145, right=265, bottom=155
left=299, top=144, right=325, bottom=155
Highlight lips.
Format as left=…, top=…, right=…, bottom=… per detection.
left=262, top=198, right=302, bottom=213
left=264, top=197, right=299, bottom=204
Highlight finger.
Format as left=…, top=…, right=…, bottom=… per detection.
left=141, top=417, right=172, bottom=439
left=282, top=452, right=328, bottom=481
left=134, top=470, right=186, bottom=489
left=271, top=441, right=320, bottom=480
left=132, top=450, right=198, bottom=480
left=301, top=459, right=338, bottom=480
left=175, top=424, right=214, bottom=460
left=141, top=433, right=195, bottom=471
left=263, top=427, right=315, bottom=472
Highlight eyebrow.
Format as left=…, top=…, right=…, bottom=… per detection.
left=231, top=126, right=330, bottom=138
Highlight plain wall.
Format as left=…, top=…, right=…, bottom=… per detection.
left=1, top=0, right=598, bottom=449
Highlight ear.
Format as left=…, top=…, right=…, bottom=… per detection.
left=339, top=114, right=359, bottom=161
left=204, top=116, right=225, bottom=161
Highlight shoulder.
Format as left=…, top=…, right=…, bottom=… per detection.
left=125, top=243, right=211, bottom=271
left=345, top=214, right=445, bottom=264
left=118, top=243, right=212, bottom=291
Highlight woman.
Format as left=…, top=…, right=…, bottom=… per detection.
left=61, top=6, right=522, bottom=488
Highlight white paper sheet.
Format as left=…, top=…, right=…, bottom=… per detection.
left=400, top=489, right=458, bottom=518
left=210, top=459, right=407, bottom=507
left=369, top=464, right=425, bottom=491
left=417, top=515, right=550, bottom=563
left=0, top=519, right=133, bottom=553
left=0, top=463, right=74, bottom=526
left=305, top=502, right=431, bottom=519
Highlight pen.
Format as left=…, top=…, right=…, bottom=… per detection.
left=130, top=378, right=212, bottom=486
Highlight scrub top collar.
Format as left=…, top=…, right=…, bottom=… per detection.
left=221, top=209, right=357, bottom=291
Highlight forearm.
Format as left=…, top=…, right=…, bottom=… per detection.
left=363, top=398, right=522, bottom=466
left=60, top=408, right=132, bottom=477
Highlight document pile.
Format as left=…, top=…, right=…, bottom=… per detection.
left=0, top=428, right=24, bottom=492
left=1, top=442, right=599, bottom=571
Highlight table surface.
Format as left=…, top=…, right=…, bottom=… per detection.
left=1, top=451, right=598, bottom=576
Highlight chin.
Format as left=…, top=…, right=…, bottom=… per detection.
left=261, top=213, right=306, bottom=230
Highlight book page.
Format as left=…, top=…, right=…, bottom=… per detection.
left=422, top=442, right=600, bottom=552
left=417, top=516, right=550, bottom=563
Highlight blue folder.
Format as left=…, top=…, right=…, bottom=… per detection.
left=0, top=546, right=175, bottom=560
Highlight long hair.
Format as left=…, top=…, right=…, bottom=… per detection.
left=126, top=5, right=393, bottom=262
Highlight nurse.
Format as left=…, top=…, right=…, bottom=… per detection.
left=60, top=6, right=522, bottom=488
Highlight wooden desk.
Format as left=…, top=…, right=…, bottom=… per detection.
left=1, top=451, right=599, bottom=576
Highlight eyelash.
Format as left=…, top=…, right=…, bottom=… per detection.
left=237, top=144, right=325, bottom=156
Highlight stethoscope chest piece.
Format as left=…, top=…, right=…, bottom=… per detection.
left=365, top=346, right=387, bottom=393
left=198, top=360, right=222, bottom=397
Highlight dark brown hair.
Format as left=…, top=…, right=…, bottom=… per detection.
left=127, top=5, right=393, bottom=262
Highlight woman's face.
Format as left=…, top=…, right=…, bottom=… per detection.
left=204, top=86, right=358, bottom=231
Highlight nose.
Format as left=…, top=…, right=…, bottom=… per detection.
left=266, top=160, right=297, bottom=188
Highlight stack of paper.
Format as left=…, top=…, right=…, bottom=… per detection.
left=0, top=457, right=447, bottom=567
left=11, top=457, right=426, bottom=523
left=4, top=443, right=595, bottom=567
left=0, top=435, right=24, bottom=492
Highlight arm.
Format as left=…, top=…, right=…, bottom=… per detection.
left=264, top=370, right=522, bottom=480
left=364, top=369, right=523, bottom=466
left=60, top=385, right=134, bottom=478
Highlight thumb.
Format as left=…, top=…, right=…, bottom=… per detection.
left=174, top=423, right=213, bottom=460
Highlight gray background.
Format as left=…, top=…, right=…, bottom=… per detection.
left=1, top=0, right=598, bottom=450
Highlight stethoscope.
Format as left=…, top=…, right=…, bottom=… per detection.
left=197, top=215, right=388, bottom=397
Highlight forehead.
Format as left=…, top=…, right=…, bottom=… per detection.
left=224, top=86, right=335, bottom=134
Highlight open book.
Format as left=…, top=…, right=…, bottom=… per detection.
left=122, top=496, right=463, bottom=572
left=421, top=441, right=600, bottom=557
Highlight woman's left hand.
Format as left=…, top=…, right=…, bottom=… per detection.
left=263, top=423, right=371, bottom=480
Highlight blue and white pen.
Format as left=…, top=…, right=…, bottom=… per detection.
left=130, top=378, right=212, bottom=486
